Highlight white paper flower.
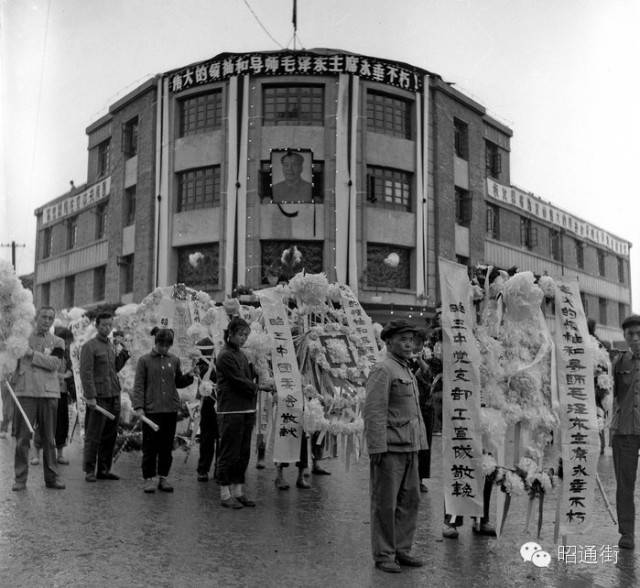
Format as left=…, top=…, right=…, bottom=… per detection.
left=188, top=252, right=205, bottom=268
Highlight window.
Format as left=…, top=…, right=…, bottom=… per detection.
left=179, top=91, right=223, bottom=136
left=456, top=255, right=470, bottom=266
left=259, top=161, right=324, bottom=202
left=550, top=229, right=561, bottom=261
left=619, top=302, right=628, bottom=325
left=367, top=91, right=411, bottom=139
left=42, top=227, right=52, bottom=259
left=124, top=186, right=136, bottom=226
left=366, top=166, right=412, bottom=211
left=177, top=166, right=221, bottom=211
left=176, top=243, right=219, bottom=293
left=66, top=216, right=78, bottom=250
left=97, top=140, right=110, bottom=177
left=64, top=275, right=75, bottom=308
left=41, top=282, right=50, bottom=307
left=454, top=188, right=472, bottom=226
left=119, top=254, right=134, bottom=294
left=95, top=203, right=108, bottom=240
left=520, top=217, right=537, bottom=250
left=263, top=85, right=324, bottom=126
left=365, top=243, right=411, bottom=290
left=597, top=250, right=606, bottom=277
left=261, top=240, right=323, bottom=284
left=123, top=117, right=138, bottom=158
left=485, top=141, right=502, bottom=178
left=618, top=257, right=625, bottom=283
left=93, top=266, right=106, bottom=301
left=598, top=297, right=607, bottom=326
left=486, top=204, right=500, bottom=239
left=575, top=240, right=584, bottom=269
left=454, top=118, right=469, bottom=159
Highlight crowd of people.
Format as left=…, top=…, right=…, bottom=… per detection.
left=2, top=303, right=640, bottom=575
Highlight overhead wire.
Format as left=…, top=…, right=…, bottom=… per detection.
left=241, top=0, right=285, bottom=49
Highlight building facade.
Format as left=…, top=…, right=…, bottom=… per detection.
left=33, top=48, right=632, bottom=342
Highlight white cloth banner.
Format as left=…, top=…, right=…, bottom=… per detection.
left=155, top=293, right=194, bottom=367
left=439, top=258, right=484, bottom=517
left=260, top=293, right=303, bottom=463
left=338, top=284, right=380, bottom=369
left=554, top=279, right=599, bottom=534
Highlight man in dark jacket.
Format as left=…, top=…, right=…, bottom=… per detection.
left=612, top=314, right=640, bottom=549
left=80, top=312, right=129, bottom=482
left=364, top=319, right=428, bottom=574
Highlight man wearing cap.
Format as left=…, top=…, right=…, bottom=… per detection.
left=364, top=319, right=429, bottom=573
left=612, top=314, right=640, bottom=549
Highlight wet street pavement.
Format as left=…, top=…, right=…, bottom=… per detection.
left=0, top=432, right=638, bottom=588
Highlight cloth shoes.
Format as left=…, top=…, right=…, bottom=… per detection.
left=442, top=524, right=459, bottom=539
left=158, top=477, right=174, bottom=492
left=375, top=561, right=402, bottom=574
left=143, top=478, right=156, bottom=493
left=221, top=497, right=243, bottom=509
left=396, top=554, right=424, bottom=567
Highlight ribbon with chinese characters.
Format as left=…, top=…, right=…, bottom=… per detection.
left=554, top=279, right=599, bottom=535
left=339, top=284, right=380, bottom=372
left=439, top=258, right=484, bottom=518
left=260, top=292, right=304, bottom=463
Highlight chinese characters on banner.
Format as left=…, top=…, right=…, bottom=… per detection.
left=554, top=280, right=599, bottom=533
left=339, top=285, right=380, bottom=370
left=154, top=286, right=198, bottom=367
left=260, top=293, right=303, bottom=463
left=167, top=51, right=423, bottom=95
left=40, top=177, right=111, bottom=227
left=439, top=258, right=484, bottom=518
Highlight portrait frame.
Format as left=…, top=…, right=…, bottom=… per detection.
left=319, top=334, right=357, bottom=368
left=270, top=147, right=314, bottom=204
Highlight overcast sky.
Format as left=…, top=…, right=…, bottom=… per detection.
left=1, top=0, right=638, bottom=312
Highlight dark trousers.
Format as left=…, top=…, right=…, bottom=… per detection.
left=14, top=397, right=59, bottom=484
left=55, top=393, right=69, bottom=448
left=370, top=452, right=420, bottom=563
left=197, top=397, right=219, bottom=476
left=612, top=434, right=640, bottom=538
left=418, top=405, right=435, bottom=479
left=83, top=396, right=120, bottom=475
left=445, top=475, right=493, bottom=526
left=141, top=412, right=177, bottom=479
left=34, top=393, right=69, bottom=449
left=216, top=413, right=255, bottom=486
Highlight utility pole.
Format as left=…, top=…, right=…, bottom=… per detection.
left=1, top=240, right=27, bottom=271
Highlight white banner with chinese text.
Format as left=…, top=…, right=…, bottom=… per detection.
left=260, top=293, right=304, bottom=463
left=439, top=258, right=484, bottom=517
left=339, top=284, right=380, bottom=371
left=554, top=279, right=599, bottom=534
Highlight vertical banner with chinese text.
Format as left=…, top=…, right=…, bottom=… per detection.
left=554, top=279, right=599, bottom=534
left=260, top=293, right=303, bottom=463
left=439, top=258, right=484, bottom=517
left=339, top=284, right=380, bottom=370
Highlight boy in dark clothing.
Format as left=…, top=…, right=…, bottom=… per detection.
left=215, top=317, right=259, bottom=508
left=132, top=328, right=194, bottom=493
left=195, top=337, right=218, bottom=482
